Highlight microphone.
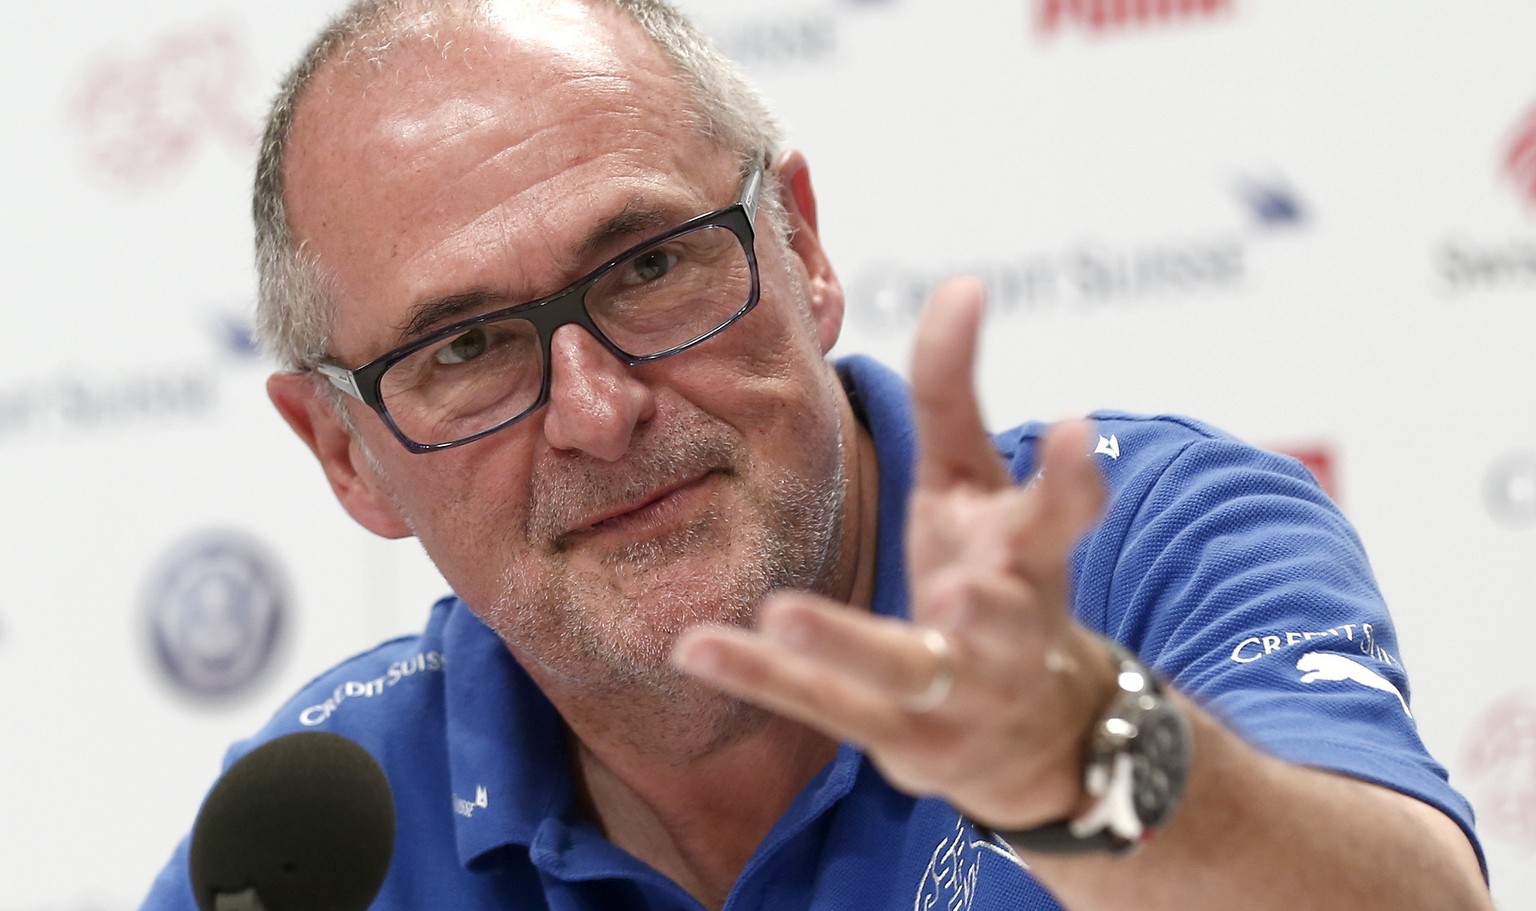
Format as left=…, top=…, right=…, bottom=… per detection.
left=188, top=731, right=395, bottom=911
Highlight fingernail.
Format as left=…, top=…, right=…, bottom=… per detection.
left=761, top=598, right=812, bottom=651
left=673, top=639, right=721, bottom=676
left=778, top=618, right=813, bottom=651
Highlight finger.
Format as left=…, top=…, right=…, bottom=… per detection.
left=911, top=276, right=1009, bottom=491
left=1010, top=419, right=1107, bottom=583
left=671, top=622, right=910, bottom=745
left=754, top=591, right=951, bottom=699
left=914, top=557, right=1050, bottom=645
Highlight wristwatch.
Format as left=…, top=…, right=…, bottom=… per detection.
left=983, top=639, right=1192, bottom=855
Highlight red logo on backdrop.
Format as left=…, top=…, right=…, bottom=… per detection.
left=1270, top=443, right=1340, bottom=505
left=68, top=22, right=260, bottom=190
left=1037, top=0, right=1233, bottom=35
left=1506, top=103, right=1536, bottom=212
left=1462, top=692, right=1536, bottom=849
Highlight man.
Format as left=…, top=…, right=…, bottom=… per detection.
left=144, top=0, right=1491, bottom=907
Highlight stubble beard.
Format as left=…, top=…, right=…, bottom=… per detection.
left=482, top=406, right=848, bottom=713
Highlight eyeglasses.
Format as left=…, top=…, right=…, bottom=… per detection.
left=316, top=164, right=764, bottom=453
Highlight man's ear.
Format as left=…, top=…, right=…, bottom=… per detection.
left=267, top=371, right=414, bottom=539
left=772, top=149, right=846, bottom=354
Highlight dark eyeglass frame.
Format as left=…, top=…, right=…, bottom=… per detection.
left=316, top=164, right=764, bottom=454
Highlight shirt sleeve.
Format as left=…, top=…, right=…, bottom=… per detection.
left=1058, top=418, right=1482, bottom=870
left=139, top=838, right=197, bottom=910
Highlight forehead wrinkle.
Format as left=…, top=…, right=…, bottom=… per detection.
left=380, top=171, right=708, bottom=355
left=396, top=109, right=717, bottom=276
left=394, top=177, right=705, bottom=330
left=395, top=154, right=611, bottom=286
left=374, top=69, right=669, bottom=261
left=373, top=67, right=643, bottom=190
left=380, top=207, right=671, bottom=351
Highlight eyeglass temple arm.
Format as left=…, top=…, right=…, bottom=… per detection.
left=741, top=164, right=763, bottom=222
left=315, top=363, right=365, bottom=402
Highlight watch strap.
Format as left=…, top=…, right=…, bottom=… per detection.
left=975, top=819, right=1136, bottom=855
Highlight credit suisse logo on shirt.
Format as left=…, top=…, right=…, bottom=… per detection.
left=1229, top=622, right=1393, bottom=667
left=914, top=816, right=1026, bottom=910
left=298, top=650, right=446, bottom=727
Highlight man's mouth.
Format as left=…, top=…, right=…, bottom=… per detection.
left=557, top=469, right=723, bottom=545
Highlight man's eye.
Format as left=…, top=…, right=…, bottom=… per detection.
left=433, top=328, right=489, bottom=365
left=622, top=249, right=677, bottom=285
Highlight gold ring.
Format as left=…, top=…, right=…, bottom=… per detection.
left=905, top=627, right=954, bottom=713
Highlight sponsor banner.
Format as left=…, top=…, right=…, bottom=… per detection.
left=845, top=175, right=1302, bottom=335
left=0, top=320, right=264, bottom=441
left=1034, top=0, right=1234, bottom=37
left=0, top=368, right=220, bottom=443
left=680, top=0, right=903, bottom=72
left=0, top=312, right=257, bottom=445
left=1433, top=101, right=1536, bottom=296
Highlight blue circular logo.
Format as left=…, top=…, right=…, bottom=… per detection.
left=144, top=531, right=288, bottom=699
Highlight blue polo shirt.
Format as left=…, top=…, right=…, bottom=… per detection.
left=142, top=355, right=1480, bottom=909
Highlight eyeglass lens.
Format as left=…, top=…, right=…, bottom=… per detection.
left=377, top=222, right=753, bottom=447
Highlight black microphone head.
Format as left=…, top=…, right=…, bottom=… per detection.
left=188, top=730, right=395, bottom=911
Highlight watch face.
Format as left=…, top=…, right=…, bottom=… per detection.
left=1132, top=703, right=1193, bottom=829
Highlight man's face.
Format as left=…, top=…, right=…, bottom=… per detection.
left=281, top=6, right=852, bottom=693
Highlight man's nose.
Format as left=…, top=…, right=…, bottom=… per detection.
left=539, top=323, right=656, bottom=461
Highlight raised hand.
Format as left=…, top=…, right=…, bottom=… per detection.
left=673, top=276, right=1114, bottom=831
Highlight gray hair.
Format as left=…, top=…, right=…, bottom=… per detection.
left=253, top=0, right=785, bottom=370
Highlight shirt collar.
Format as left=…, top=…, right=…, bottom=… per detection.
left=442, top=602, right=576, bottom=867
left=438, top=354, right=920, bottom=870
left=835, top=354, right=917, bottom=622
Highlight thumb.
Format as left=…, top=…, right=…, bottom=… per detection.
left=910, top=276, right=1009, bottom=492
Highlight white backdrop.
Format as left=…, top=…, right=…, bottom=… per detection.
left=1, top=0, right=1533, bottom=907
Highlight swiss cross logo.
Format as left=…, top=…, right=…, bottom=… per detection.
left=1036, top=0, right=1233, bottom=35
left=1506, top=103, right=1536, bottom=212
left=68, top=21, right=260, bottom=190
